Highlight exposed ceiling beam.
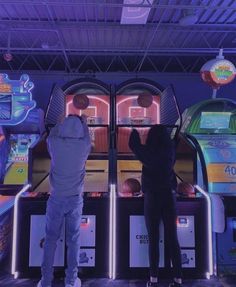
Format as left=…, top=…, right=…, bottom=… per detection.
left=1, top=53, right=235, bottom=74
left=1, top=1, right=236, bottom=11
left=1, top=19, right=236, bottom=32
left=1, top=47, right=236, bottom=56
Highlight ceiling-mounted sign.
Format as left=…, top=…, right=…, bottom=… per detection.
left=200, top=59, right=236, bottom=88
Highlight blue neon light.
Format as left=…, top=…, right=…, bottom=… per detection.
left=0, top=74, right=36, bottom=125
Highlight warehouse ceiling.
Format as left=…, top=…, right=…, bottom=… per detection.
left=0, top=0, right=236, bottom=74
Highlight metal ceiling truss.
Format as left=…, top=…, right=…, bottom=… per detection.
left=1, top=53, right=236, bottom=74
left=0, top=1, right=236, bottom=73
left=1, top=25, right=235, bottom=52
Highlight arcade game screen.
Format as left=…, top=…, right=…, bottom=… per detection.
left=66, top=94, right=109, bottom=195
left=200, top=112, right=231, bottom=130
left=116, top=94, right=160, bottom=197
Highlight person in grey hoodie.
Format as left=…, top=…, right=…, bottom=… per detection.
left=37, top=114, right=91, bottom=287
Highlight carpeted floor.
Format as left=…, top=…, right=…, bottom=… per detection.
left=0, top=274, right=236, bottom=287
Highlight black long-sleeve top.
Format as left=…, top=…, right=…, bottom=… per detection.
left=128, top=129, right=176, bottom=194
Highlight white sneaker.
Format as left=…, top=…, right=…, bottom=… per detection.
left=36, top=280, right=51, bottom=287
left=65, top=277, right=81, bottom=287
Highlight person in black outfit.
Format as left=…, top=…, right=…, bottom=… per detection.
left=129, top=125, right=182, bottom=287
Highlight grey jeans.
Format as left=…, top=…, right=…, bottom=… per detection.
left=41, top=194, right=83, bottom=287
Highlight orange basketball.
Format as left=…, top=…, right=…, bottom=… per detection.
left=73, top=94, right=89, bottom=110
left=137, top=94, right=153, bottom=108
left=177, top=182, right=195, bottom=198
left=122, top=178, right=141, bottom=195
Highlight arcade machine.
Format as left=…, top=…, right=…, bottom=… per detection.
left=115, top=82, right=163, bottom=279
left=114, top=80, right=209, bottom=279
left=14, top=79, right=111, bottom=278
left=0, top=74, right=46, bottom=270
left=179, top=98, right=236, bottom=276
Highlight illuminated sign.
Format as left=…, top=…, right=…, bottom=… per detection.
left=81, top=217, right=89, bottom=226
left=0, top=74, right=36, bottom=125
left=177, top=217, right=189, bottom=227
left=201, top=59, right=236, bottom=87
left=207, top=163, right=236, bottom=183
left=211, top=60, right=236, bottom=83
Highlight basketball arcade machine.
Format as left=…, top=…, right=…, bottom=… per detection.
left=13, top=79, right=111, bottom=278
left=0, top=74, right=46, bottom=271
left=114, top=80, right=209, bottom=279
left=179, top=98, right=236, bottom=276
left=114, top=80, right=163, bottom=278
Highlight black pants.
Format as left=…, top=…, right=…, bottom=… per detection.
left=144, top=190, right=182, bottom=278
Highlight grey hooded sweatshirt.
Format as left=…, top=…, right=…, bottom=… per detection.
left=47, top=116, right=91, bottom=197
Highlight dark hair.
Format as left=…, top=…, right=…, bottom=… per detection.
left=146, top=124, right=172, bottom=148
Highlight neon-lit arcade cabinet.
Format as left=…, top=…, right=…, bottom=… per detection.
left=179, top=98, right=236, bottom=276
left=114, top=80, right=209, bottom=279
left=0, top=73, right=46, bottom=271
left=13, top=79, right=111, bottom=278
